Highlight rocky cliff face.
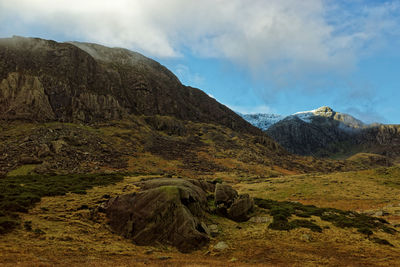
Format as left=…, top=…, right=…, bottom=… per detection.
left=0, top=36, right=260, bottom=135
left=264, top=107, right=400, bottom=158
left=360, top=125, right=400, bottom=158
left=266, top=116, right=355, bottom=156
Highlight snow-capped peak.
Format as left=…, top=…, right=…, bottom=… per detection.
left=240, top=106, right=365, bottom=131
left=240, top=113, right=284, bottom=130
left=292, top=106, right=335, bottom=123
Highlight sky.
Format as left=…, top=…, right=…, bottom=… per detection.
left=0, top=0, right=399, bottom=123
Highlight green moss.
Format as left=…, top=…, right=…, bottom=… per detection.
left=374, top=166, right=400, bottom=188
left=0, top=216, right=19, bottom=234
left=290, top=219, right=322, bottom=232
left=7, top=165, right=38, bottom=176
left=0, top=173, right=125, bottom=235
left=158, top=186, right=180, bottom=198
left=370, top=237, right=393, bottom=247
left=358, top=227, right=373, bottom=236
left=254, top=198, right=396, bottom=237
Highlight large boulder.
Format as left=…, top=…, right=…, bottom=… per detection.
left=214, top=183, right=254, bottom=222
left=104, top=178, right=211, bottom=252
left=215, top=183, right=238, bottom=206
left=103, top=178, right=254, bottom=252
left=227, top=194, right=254, bottom=222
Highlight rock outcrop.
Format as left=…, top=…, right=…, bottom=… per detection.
left=266, top=115, right=355, bottom=156
left=104, top=178, right=213, bottom=252
left=103, top=178, right=254, bottom=252
left=214, top=183, right=254, bottom=222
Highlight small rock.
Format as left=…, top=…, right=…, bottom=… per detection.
left=157, top=256, right=171, bottom=260
left=229, top=257, right=238, bottom=262
left=374, top=211, right=383, bottom=216
left=212, top=178, right=223, bottom=184
left=362, top=211, right=375, bottom=216
left=144, top=250, right=154, bottom=255
left=301, top=234, right=312, bottom=242
left=249, top=216, right=272, bottom=223
left=19, top=156, right=42, bottom=164
left=37, top=144, right=51, bottom=158
left=51, top=140, right=67, bottom=154
left=200, top=222, right=210, bottom=236
left=214, top=241, right=229, bottom=251
left=208, top=224, right=219, bottom=237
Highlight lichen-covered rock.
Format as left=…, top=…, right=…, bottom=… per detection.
left=214, top=183, right=254, bottom=222
left=227, top=194, right=254, bottom=222
left=104, top=178, right=210, bottom=252
left=19, top=155, right=42, bottom=164
left=0, top=72, right=56, bottom=121
left=215, top=183, right=238, bottom=206
left=36, top=144, right=51, bottom=158
left=51, top=140, right=67, bottom=154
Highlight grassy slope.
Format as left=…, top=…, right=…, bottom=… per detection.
left=0, top=168, right=399, bottom=266
left=0, top=173, right=124, bottom=234
left=0, top=120, right=385, bottom=179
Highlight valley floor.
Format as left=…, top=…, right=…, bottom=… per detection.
left=1, top=168, right=400, bottom=266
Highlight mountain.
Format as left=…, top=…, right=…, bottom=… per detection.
left=241, top=106, right=400, bottom=159
left=0, top=36, right=259, bottom=135
left=2, top=36, right=338, bottom=177
left=292, top=106, right=365, bottom=129
left=240, top=106, right=364, bottom=131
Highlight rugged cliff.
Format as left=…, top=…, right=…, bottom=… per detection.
left=263, top=107, right=400, bottom=158
left=0, top=36, right=260, bottom=135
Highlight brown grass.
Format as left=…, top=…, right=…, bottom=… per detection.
left=1, top=168, right=400, bottom=266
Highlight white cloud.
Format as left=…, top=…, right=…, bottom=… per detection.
left=174, top=64, right=204, bottom=87
left=0, top=0, right=399, bottom=86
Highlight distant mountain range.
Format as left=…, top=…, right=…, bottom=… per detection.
left=241, top=106, right=400, bottom=159
left=241, top=106, right=365, bottom=131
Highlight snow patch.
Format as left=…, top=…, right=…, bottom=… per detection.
left=240, top=113, right=284, bottom=130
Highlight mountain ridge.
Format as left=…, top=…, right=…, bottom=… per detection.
left=240, top=106, right=367, bottom=131
left=0, top=36, right=261, bottom=136
left=240, top=106, right=400, bottom=158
